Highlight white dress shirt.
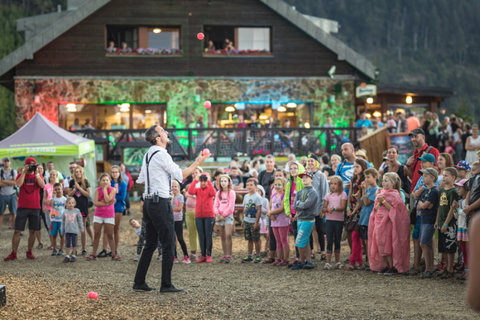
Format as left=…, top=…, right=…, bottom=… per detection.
left=137, top=145, right=183, bottom=198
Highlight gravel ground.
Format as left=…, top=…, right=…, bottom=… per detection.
left=0, top=203, right=477, bottom=319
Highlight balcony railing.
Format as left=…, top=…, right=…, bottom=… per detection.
left=72, top=127, right=360, bottom=162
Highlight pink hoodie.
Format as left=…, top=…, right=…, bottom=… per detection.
left=213, top=189, right=236, bottom=217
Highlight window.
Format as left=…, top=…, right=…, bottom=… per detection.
left=106, top=26, right=181, bottom=56
left=203, top=26, right=272, bottom=56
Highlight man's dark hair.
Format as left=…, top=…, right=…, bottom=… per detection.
left=145, top=125, right=159, bottom=145
left=321, top=155, right=329, bottom=165
left=199, top=175, right=208, bottom=182
left=53, top=183, right=61, bottom=188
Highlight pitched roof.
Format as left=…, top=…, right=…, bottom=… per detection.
left=0, top=0, right=111, bottom=78
left=0, top=0, right=375, bottom=80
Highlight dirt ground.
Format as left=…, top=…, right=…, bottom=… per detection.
left=0, top=203, right=477, bottom=320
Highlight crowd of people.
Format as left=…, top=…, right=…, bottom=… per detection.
left=1, top=111, right=480, bottom=307
left=0, top=159, right=133, bottom=262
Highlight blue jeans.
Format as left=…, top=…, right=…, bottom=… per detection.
left=195, top=217, right=215, bottom=257
left=326, top=220, right=344, bottom=254
left=0, top=193, right=17, bottom=215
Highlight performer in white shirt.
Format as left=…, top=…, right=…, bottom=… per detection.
left=133, top=125, right=209, bottom=293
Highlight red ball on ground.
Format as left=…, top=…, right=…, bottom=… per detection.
left=88, top=292, right=98, bottom=300
left=197, top=33, right=204, bottom=40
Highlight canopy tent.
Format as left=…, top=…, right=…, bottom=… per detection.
left=0, top=112, right=96, bottom=191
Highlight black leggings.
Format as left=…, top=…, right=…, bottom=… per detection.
left=195, top=217, right=215, bottom=257
left=326, top=220, right=343, bottom=254
left=269, top=222, right=277, bottom=251
left=315, top=215, right=325, bottom=252
left=174, top=221, right=188, bottom=258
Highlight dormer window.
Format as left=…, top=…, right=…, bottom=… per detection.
left=106, top=26, right=181, bottom=56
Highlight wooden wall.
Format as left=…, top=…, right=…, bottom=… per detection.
left=15, top=0, right=364, bottom=78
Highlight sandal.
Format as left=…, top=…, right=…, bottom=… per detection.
left=86, top=254, right=97, bottom=261
left=262, top=258, right=275, bottom=264
left=37, top=243, right=44, bottom=249
left=111, top=254, right=121, bottom=261
left=345, top=264, right=356, bottom=271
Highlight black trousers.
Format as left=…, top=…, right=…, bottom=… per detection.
left=134, top=198, right=174, bottom=289
left=174, top=221, right=188, bottom=258
left=195, top=217, right=215, bottom=257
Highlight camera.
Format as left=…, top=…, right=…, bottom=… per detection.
left=28, top=164, right=38, bottom=172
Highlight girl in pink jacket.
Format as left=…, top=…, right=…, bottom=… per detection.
left=213, top=175, right=236, bottom=263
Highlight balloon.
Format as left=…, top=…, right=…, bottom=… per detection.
left=197, top=33, right=204, bottom=40
left=204, top=101, right=212, bottom=109
left=202, top=148, right=211, bottom=156
left=88, top=292, right=98, bottom=300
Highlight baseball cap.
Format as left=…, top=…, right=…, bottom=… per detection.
left=454, top=160, right=471, bottom=172
left=409, top=128, right=425, bottom=136
left=419, top=168, right=438, bottom=181
left=307, top=153, right=319, bottom=162
left=2, top=157, right=10, bottom=162
left=454, top=179, right=468, bottom=188
left=418, top=153, right=435, bottom=163
left=25, top=157, right=36, bottom=165
left=298, top=171, right=314, bottom=179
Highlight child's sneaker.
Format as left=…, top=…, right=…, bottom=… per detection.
left=287, top=258, right=299, bottom=268
left=304, top=261, right=315, bottom=269
left=182, top=256, right=191, bottom=264
left=224, top=256, right=232, bottom=264
left=57, top=250, right=64, bottom=256
left=26, top=251, right=36, bottom=260
left=242, top=255, right=253, bottom=263
left=51, top=250, right=57, bottom=256
left=219, top=256, right=227, bottom=263
left=254, top=256, right=262, bottom=264
left=324, top=263, right=332, bottom=270
left=291, top=262, right=305, bottom=270
left=63, top=256, right=71, bottom=263
left=133, top=254, right=140, bottom=261
left=206, top=256, right=213, bottom=263
left=174, top=257, right=179, bottom=263
left=70, top=255, right=77, bottom=262
left=335, top=262, right=344, bottom=269
left=81, top=249, right=87, bottom=256
left=4, top=251, right=17, bottom=261
left=189, top=253, right=197, bottom=262
left=196, top=256, right=206, bottom=263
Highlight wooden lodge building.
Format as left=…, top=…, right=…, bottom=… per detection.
left=0, top=0, right=452, bottom=163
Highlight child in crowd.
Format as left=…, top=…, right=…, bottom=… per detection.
left=214, top=175, right=236, bottom=263
left=172, top=180, right=190, bottom=264
left=435, top=167, right=459, bottom=279
left=322, top=176, right=347, bottom=269
left=454, top=160, right=471, bottom=180
left=242, top=178, right=263, bottom=263
left=291, top=171, right=318, bottom=270
left=368, top=173, right=410, bottom=275
left=284, top=161, right=305, bottom=267
left=188, top=173, right=216, bottom=263
left=416, top=168, right=440, bottom=278
left=87, top=173, right=118, bottom=261
left=356, top=168, right=379, bottom=270
left=129, top=217, right=162, bottom=261
left=184, top=167, right=202, bottom=261
left=453, top=179, right=469, bottom=280
left=268, top=177, right=289, bottom=266
left=47, top=183, right=66, bottom=256
left=61, top=197, right=84, bottom=262
left=43, top=170, right=58, bottom=250
left=346, top=159, right=369, bottom=269
left=257, top=185, right=270, bottom=256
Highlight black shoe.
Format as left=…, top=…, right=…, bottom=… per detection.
left=160, top=285, right=184, bottom=293
left=377, top=267, right=389, bottom=275
left=384, top=267, right=398, bottom=276
left=133, top=283, right=156, bottom=291
left=97, top=250, right=107, bottom=258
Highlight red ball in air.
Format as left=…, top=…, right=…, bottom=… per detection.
left=197, top=33, right=205, bottom=40
left=204, top=101, right=212, bottom=109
